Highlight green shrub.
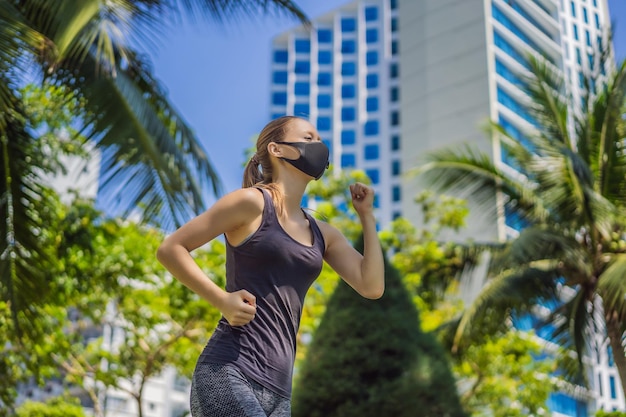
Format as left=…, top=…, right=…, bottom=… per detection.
left=15, top=396, right=86, bottom=417
left=292, top=240, right=467, bottom=417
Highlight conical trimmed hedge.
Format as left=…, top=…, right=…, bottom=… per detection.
left=292, top=238, right=467, bottom=417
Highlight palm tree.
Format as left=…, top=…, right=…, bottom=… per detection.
left=0, top=0, right=307, bottom=333
left=414, top=50, right=626, bottom=398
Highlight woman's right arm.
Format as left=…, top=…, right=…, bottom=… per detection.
left=156, top=187, right=263, bottom=326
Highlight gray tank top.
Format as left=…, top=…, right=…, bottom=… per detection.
left=198, top=187, right=325, bottom=398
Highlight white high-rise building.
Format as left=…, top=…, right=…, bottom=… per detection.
left=271, top=0, right=623, bottom=416
left=399, top=0, right=621, bottom=414
left=270, top=0, right=401, bottom=228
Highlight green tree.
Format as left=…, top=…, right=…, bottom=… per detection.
left=15, top=396, right=87, bottom=417
left=596, top=411, right=626, bottom=417
left=414, top=51, right=626, bottom=396
left=296, top=167, right=373, bottom=363
left=0, top=193, right=226, bottom=414
left=49, top=199, right=223, bottom=417
left=380, top=192, right=558, bottom=415
left=1, top=0, right=308, bottom=357
left=454, top=331, right=556, bottom=417
left=292, top=238, right=467, bottom=417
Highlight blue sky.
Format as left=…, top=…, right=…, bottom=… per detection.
left=151, top=0, right=626, bottom=200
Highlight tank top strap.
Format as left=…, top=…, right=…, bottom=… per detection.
left=253, top=186, right=277, bottom=225
left=303, top=210, right=326, bottom=253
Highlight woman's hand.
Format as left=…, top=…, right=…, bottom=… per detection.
left=219, top=290, right=257, bottom=326
left=349, top=182, right=375, bottom=217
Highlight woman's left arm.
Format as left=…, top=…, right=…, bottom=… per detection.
left=320, top=182, right=385, bottom=299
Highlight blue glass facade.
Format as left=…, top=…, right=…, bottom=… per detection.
left=269, top=0, right=410, bottom=242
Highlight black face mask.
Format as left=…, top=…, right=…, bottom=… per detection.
left=274, top=141, right=330, bottom=180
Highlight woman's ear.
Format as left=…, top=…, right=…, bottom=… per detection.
left=267, top=142, right=281, bottom=157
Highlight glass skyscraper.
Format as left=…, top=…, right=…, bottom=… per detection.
left=270, top=0, right=401, bottom=227
left=270, top=0, right=622, bottom=415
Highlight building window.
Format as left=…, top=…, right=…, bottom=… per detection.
left=317, top=116, right=331, bottom=131
left=318, top=72, right=332, bottom=86
left=366, top=73, right=379, bottom=89
left=364, top=144, right=379, bottom=160
left=342, top=84, right=356, bottom=98
left=274, top=50, right=289, bottom=64
left=496, top=59, right=525, bottom=87
left=390, top=62, right=399, bottom=78
left=391, top=17, right=398, bottom=32
left=493, top=32, right=530, bottom=70
left=295, top=39, right=311, bottom=53
left=392, top=160, right=401, bottom=176
left=294, top=61, right=310, bottom=74
left=342, top=62, right=357, bottom=76
left=393, top=211, right=401, bottom=220
left=390, top=0, right=397, bottom=10
left=392, top=185, right=401, bottom=202
left=294, top=82, right=309, bottom=96
left=594, top=13, right=600, bottom=29
left=391, top=40, right=399, bottom=55
left=341, top=107, right=356, bottom=121
left=391, top=135, right=400, bottom=151
left=585, top=29, right=591, bottom=46
left=578, top=71, right=584, bottom=88
left=341, top=130, right=356, bottom=145
left=341, top=153, right=356, bottom=168
left=366, top=96, right=378, bottom=112
left=364, top=120, right=379, bottom=136
left=497, top=87, right=537, bottom=126
left=583, top=7, right=588, bottom=23
left=273, top=71, right=288, bottom=84
left=609, top=376, right=617, bottom=399
left=598, top=374, right=603, bottom=396
left=272, top=112, right=286, bottom=119
left=366, top=28, right=378, bottom=44
left=318, top=50, right=332, bottom=65
left=608, top=346, right=614, bottom=367
left=341, top=18, right=356, bottom=32
left=390, top=86, right=399, bottom=102
left=365, top=6, right=378, bottom=21
left=318, top=94, right=332, bottom=108
left=318, top=29, right=332, bottom=43
left=342, top=40, right=357, bottom=54
left=576, top=47, right=581, bottom=64
left=573, top=23, right=579, bottom=40
left=272, top=92, right=287, bottom=105
left=294, top=103, right=309, bottom=116
left=570, top=1, right=576, bottom=17
left=366, top=51, right=378, bottom=66
left=366, top=169, right=379, bottom=184
left=391, top=110, right=400, bottom=126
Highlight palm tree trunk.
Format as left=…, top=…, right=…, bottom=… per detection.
left=606, top=310, right=626, bottom=399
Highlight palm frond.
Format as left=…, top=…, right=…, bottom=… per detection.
left=524, top=55, right=571, bottom=147
left=55, top=51, right=221, bottom=230
left=0, top=103, right=57, bottom=338
left=170, top=0, right=310, bottom=26
left=0, top=1, right=44, bottom=131
left=597, top=254, right=626, bottom=324
left=413, top=143, right=551, bottom=225
left=491, top=225, right=591, bottom=278
left=596, top=59, right=626, bottom=206
left=452, top=265, right=560, bottom=351
left=546, top=290, right=591, bottom=384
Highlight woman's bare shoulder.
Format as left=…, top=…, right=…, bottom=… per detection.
left=215, top=187, right=264, bottom=214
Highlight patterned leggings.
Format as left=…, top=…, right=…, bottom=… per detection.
left=190, top=362, right=291, bottom=417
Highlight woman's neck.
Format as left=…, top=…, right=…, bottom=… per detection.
left=272, top=177, right=309, bottom=217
